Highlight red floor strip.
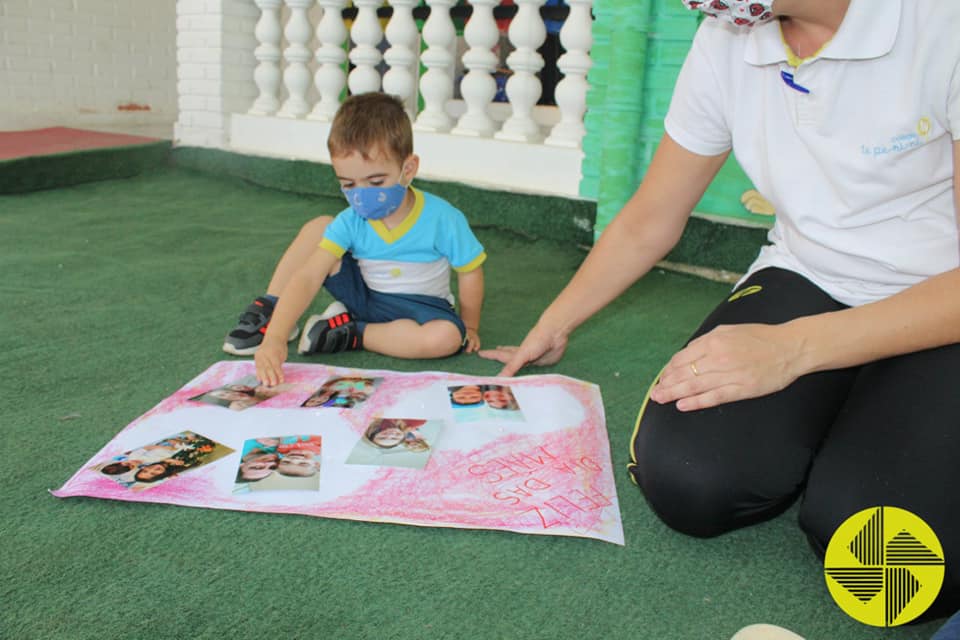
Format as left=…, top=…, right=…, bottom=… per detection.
left=0, top=127, right=162, bottom=161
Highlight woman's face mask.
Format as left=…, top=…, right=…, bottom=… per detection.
left=682, top=0, right=775, bottom=27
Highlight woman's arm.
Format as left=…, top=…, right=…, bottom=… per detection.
left=652, top=140, right=960, bottom=410
left=799, top=139, right=960, bottom=368
left=480, top=134, right=729, bottom=375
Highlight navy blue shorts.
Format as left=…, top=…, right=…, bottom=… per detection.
left=323, top=253, right=467, bottom=342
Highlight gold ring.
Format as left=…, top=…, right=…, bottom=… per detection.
left=690, top=361, right=700, bottom=376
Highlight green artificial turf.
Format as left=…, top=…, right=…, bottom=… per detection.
left=0, top=163, right=943, bottom=640
left=0, top=141, right=171, bottom=194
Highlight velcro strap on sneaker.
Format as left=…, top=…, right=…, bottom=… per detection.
left=318, top=314, right=362, bottom=353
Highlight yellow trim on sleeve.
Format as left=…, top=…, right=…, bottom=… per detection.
left=369, top=187, right=424, bottom=244
left=319, top=237, right=346, bottom=258
left=625, top=365, right=666, bottom=486
left=454, top=251, right=487, bottom=273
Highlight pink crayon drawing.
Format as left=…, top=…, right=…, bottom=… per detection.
left=53, top=361, right=624, bottom=545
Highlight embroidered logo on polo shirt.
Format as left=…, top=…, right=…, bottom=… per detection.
left=860, top=132, right=923, bottom=157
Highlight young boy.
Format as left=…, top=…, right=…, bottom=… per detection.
left=222, top=93, right=486, bottom=386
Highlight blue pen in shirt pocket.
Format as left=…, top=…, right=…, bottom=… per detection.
left=781, top=69, right=811, bottom=94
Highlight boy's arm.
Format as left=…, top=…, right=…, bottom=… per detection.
left=255, top=247, right=337, bottom=386
left=457, top=266, right=484, bottom=353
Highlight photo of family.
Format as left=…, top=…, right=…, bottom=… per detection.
left=233, top=435, right=323, bottom=493
left=188, top=375, right=292, bottom=411
left=301, top=376, right=382, bottom=409
left=345, top=418, right=442, bottom=469
left=94, top=430, right=234, bottom=491
left=447, top=384, right=525, bottom=423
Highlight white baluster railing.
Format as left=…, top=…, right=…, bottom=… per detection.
left=451, top=0, right=499, bottom=137
left=309, top=0, right=348, bottom=121
left=495, top=0, right=547, bottom=143
left=545, top=0, right=592, bottom=147
left=249, top=0, right=283, bottom=116
left=225, top=0, right=591, bottom=196
left=414, top=0, right=456, bottom=133
left=382, top=0, right=420, bottom=114
left=277, top=0, right=314, bottom=118
left=348, top=0, right=384, bottom=95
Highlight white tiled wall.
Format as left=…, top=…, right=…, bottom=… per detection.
left=173, top=0, right=257, bottom=148
left=0, top=0, right=177, bottom=135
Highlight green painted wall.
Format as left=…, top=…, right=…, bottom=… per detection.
left=581, top=0, right=769, bottom=238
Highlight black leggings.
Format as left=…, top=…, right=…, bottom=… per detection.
left=628, top=268, right=960, bottom=616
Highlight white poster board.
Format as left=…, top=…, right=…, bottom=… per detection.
left=54, top=361, right=624, bottom=545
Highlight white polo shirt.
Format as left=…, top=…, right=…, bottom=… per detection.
left=664, top=0, right=960, bottom=306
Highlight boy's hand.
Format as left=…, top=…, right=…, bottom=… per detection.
left=255, top=339, right=288, bottom=386
left=464, top=328, right=481, bottom=353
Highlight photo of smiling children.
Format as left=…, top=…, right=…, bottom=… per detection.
left=447, top=384, right=524, bottom=423
left=189, top=375, right=293, bottom=411
left=345, top=418, right=441, bottom=469
left=233, top=435, right=323, bottom=493
left=301, top=376, right=383, bottom=409
left=96, top=431, right=234, bottom=491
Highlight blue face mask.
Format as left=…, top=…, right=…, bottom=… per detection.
left=342, top=182, right=408, bottom=221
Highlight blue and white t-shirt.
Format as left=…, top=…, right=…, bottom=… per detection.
left=319, top=188, right=486, bottom=304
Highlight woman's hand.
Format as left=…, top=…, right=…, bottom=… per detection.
left=478, top=325, right=569, bottom=376
left=650, top=323, right=806, bottom=411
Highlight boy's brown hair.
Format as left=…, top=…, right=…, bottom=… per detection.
left=327, top=93, right=413, bottom=163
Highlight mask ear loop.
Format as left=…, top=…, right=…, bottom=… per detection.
left=399, top=157, right=415, bottom=189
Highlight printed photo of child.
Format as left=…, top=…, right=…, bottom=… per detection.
left=447, top=384, right=525, bottom=423
left=345, top=418, right=441, bottom=469
left=480, top=384, right=525, bottom=421
left=95, top=431, right=233, bottom=491
left=233, top=435, right=322, bottom=493
left=448, top=384, right=487, bottom=423
left=189, top=375, right=292, bottom=411
left=301, top=376, right=382, bottom=409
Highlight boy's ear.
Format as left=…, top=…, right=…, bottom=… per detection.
left=403, top=154, right=420, bottom=183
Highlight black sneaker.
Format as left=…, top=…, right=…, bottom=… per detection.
left=222, top=296, right=299, bottom=356
left=298, top=301, right=362, bottom=354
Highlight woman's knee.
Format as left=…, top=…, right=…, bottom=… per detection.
left=632, top=427, right=755, bottom=537
left=632, top=403, right=810, bottom=538
left=633, top=454, right=747, bottom=538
